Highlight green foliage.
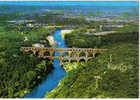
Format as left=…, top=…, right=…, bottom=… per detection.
left=0, top=26, right=53, bottom=98
left=87, top=12, right=94, bottom=18
left=65, top=28, right=102, bottom=48
left=62, top=62, right=86, bottom=72
left=36, top=61, right=47, bottom=72
left=96, top=10, right=102, bottom=17
left=46, top=30, right=138, bottom=98
left=115, top=22, right=139, bottom=34
left=124, top=12, right=131, bottom=20
left=117, top=14, right=123, bottom=20
left=1, top=5, right=9, bottom=11
left=0, top=7, right=138, bottom=98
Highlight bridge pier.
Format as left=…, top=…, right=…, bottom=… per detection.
left=76, top=51, right=81, bottom=63
left=85, top=51, right=89, bottom=63
left=40, top=48, right=46, bottom=57
left=32, top=47, right=37, bottom=55
left=20, top=47, right=107, bottom=63
left=59, top=51, right=64, bottom=64
left=68, top=51, right=72, bottom=57
left=49, top=49, right=54, bottom=57
left=92, top=52, right=96, bottom=58
left=68, top=58, right=71, bottom=63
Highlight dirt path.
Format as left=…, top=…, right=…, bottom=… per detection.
left=91, top=31, right=116, bottom=36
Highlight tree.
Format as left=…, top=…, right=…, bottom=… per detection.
left=124, top=12, right=131, bottom=21
left=88, top=12, right=94, bottom=18
left=1, top=5, right=9, bottom=12
left=133, top=7, right=138, bottom=21
left=117, top=14, right=123, bottom=20
left=23, top=8, right=27, bottom=15
left=96, top=10, right=101, bottom=17
left=59, top=9, right=65, bottom=15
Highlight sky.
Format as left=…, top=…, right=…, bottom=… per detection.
left=0, top=0, right=139, bottom=1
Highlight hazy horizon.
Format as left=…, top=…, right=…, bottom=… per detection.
left=0, top=0, right=139, bottom=1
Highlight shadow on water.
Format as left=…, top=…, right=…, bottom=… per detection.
left=24, top=30, right=66, bottom=98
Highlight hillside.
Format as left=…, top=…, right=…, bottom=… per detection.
left=46, top=31, right=138, bottom=98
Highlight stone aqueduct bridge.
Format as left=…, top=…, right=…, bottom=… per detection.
left=20, top=47, right=107, bottom=64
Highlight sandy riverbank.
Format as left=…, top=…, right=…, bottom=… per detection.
left=47, top=29, right=73, bottom=46
left=61, top=29, right=73, bottom=39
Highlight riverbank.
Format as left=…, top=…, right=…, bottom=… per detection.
left=47, top=29, right=73, bottom=45
left=0, top=30, right=54, bottom=98
left=24, top=30, right=67, bottom=98
left=0, top=1, right=138, bottom=98
left=45, top=31, right=138, bottom=98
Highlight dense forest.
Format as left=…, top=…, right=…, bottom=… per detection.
left=46, top=26, right=139, bottom=98
left=0, top=2, right=139, bottom=98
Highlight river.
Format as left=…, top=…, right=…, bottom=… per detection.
left=24, top=30, right=67, bottom=98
